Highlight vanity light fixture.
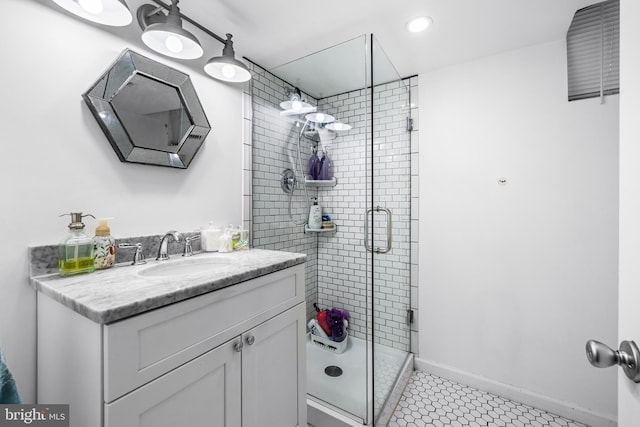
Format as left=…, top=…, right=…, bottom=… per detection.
left=203, top=34, right=252, bottom=83
left=137, top=0, right=203, bottom=60
left=406, top=16, right=433, bottom=33
left=51, top=0, right=133, bottom=26
left=137, top=0, right=252, bottom=82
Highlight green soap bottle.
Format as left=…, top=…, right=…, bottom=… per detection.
left=59, top=212, right=96, bottom=277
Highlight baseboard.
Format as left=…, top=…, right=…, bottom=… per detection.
left=415, top=358, right=616, bottom=427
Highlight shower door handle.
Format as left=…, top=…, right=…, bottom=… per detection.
left=364, top=206, right=392, bottom=254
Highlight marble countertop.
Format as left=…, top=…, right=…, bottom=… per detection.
left=31, top=249, right=306, bottom=324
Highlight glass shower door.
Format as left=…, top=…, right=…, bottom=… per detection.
left=253, top=33, right=412, bottom=426
left=367, top=34, right=413, bottom=425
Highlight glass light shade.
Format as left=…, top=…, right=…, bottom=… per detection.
left=305, top=112, right=335, bottom=124
left=204, top=56, right=251, bottom=83
left=141, top=23, right=203, bottom=59
left=52, top=0, right=132, bottom=26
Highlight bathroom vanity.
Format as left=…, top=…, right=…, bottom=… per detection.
left=31, top=249, right=307, bottom=427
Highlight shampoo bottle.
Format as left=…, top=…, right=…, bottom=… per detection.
left=319, top=148, right=333, bottom=180
left=93, top=218, right=115, bottom=270
left=308, top=149, right=320, bottom=180
left=308, top=197, right=322, bottom=229
left=59, top=212, right=95, bottom=277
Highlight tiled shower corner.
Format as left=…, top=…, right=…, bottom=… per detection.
left=246, top=62, right=320, bottom=321
left=248, top=56, right=420, bottom=424
left=248, top=64, right=419, bottom=354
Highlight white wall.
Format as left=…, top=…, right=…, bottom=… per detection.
left=418, top=39, right=619, bottom=422
left=2, top=0, right=244, bottom=402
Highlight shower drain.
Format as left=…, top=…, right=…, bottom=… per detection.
left=324, top=365, right=343, bottom=377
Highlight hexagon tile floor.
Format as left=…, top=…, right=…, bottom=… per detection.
left=388, top=371, right=588, bottom=427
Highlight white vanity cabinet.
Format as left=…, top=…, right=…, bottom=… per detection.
left=37, top=264, right=306, bottom=427
left=105, top=336, right=242, bottom=427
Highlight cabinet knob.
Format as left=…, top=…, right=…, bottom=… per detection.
left=234, top=341, right=244, bottom=352
left=246, top=335, right=256, bottom=345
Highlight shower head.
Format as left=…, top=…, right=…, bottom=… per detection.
left=280, top=87, right=316, bottom=116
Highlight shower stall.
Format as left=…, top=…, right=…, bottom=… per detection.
left=250, top=34, right=414, bottom=426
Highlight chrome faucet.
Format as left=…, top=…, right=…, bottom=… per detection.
left=182, top=235, right=201, bottom=257
left=156, top=230, right=183, bottom=261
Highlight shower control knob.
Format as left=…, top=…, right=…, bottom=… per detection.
left=586, top=339, right=640, bottom=383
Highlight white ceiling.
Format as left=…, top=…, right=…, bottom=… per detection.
left=181, top=0, right=601, bottom=76
left=39, top=0, right=603, bottom=96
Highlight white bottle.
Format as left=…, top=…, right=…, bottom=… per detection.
left=308, top=197, right=322, bottom=229
left=201, top=221, right=223, bottom=252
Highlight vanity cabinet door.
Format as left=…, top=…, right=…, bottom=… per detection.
left=242, top=303, right=307, bottom=427
left=105, top=337, right=242, bottom=427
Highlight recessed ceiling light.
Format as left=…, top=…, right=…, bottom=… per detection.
left=406, top=16, right=433, bottom=33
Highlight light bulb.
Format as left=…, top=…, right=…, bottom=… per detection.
left=316, top=113, right=325, bottom=122
left=292, top=100, right=302, bottom=111
left=407, top=16, right=433, bottom=33
left=78, top=0, right=104, bottom=14
left=165, top=35, right=183, bottom=53
left=334, top=122, right=343, bottom=130
left=222, top=64, right=236, bottom=79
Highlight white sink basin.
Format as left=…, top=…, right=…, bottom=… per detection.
left=138, top=255, right=237, bottom=278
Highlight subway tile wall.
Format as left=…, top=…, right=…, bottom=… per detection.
left=248, top=62, right=420, bottom=355
left=315, top=87, right=369, bottom=341
left=249, top=64, right=320, bottom=321
left=315, top=81, right=412, bottom=350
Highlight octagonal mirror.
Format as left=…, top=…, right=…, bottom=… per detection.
left=83, top=49, right=211, bottom=169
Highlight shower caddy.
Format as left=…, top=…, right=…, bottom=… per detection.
left=302, top=127, right=338, bottom=234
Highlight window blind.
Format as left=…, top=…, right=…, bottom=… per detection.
left=567, top=0, right=619, bottom=101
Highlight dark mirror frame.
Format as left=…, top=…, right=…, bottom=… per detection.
left=83, top=49, right=211, bottom=169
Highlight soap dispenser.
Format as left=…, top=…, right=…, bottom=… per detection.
left=59, top=212, right=96, bottom=277
left=93, top=218, right=115, bottom=270
left=308, top=197, right=322, bottom=230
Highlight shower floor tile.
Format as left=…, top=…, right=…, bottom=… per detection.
left=389, top=371, right=588, bottom=427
